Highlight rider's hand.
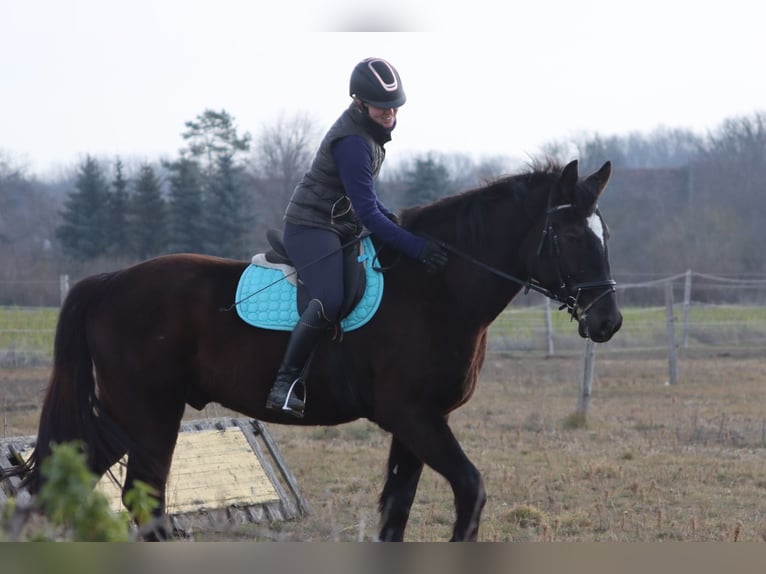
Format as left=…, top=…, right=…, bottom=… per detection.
left=418, top=239, right=449, bottom=272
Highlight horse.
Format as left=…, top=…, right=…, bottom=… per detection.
left=3, top=158, right=622, bottom=541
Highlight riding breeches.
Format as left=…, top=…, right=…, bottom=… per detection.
left=283, top=222, right=345, bottom=322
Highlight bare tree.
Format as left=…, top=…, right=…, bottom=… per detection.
left=0, top=152, right=67, bottom=303
left=246, top=113, right=320, bottom=240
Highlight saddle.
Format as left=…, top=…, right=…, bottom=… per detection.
left=264, top=229, right=368, bottom=321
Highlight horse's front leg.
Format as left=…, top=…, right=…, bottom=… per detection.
left=378, top=436, right=424, bottom=541
left=385, top=411, right=486, bottom=541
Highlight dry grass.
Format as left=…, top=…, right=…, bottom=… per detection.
left=3, top=350, right=766, bottom=542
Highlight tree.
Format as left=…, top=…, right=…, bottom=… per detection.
left=0, top=154, right=64, bottom=303
left=204, top=153, right=249, bottom=258
left=247, top=113, right=318, bottom=233
left=544, top=128, right=704, bottom=172
left=129, top=163, right=166, bottom=259
left=105, top=158, right=131, bottom=257
left=181, top=109, right=251, bottom=176
left=396, top=153, right=456, bottom=207
left=165, top=156, right=205, bottom=253
left=703, top=111, right=766, bottom=167
left=696, top=112, right=766, bottom=271
left=56, top=156, right=110, bottom=260
left=178, top=109, right=253, bottom=255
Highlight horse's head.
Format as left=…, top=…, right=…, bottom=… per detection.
left=527, top=160, right=622, bottom=343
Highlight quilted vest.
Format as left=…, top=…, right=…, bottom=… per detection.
left=284, top=104, right=388, bottom=238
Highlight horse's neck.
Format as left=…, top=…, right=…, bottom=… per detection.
left=445, top=216, right=541, bottom=327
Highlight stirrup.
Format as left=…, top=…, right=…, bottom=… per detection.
left=266, top=377, right=306, bottom=418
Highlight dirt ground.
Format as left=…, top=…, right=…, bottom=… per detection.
left=2, top=349, right=766, bottom=541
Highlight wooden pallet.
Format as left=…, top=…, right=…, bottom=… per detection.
left=0, top=417, right=310, bottom=534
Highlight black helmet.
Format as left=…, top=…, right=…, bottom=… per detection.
left=349, top=57, right=406, bottom=109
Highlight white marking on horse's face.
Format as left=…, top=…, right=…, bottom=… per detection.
left=587, top=212, right=605, bottom=249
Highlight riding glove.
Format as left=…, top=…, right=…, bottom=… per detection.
left=418, top=239, right=449, bottom=272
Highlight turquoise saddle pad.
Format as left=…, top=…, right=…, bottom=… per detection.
left=235, top=236, right=384, bottom=331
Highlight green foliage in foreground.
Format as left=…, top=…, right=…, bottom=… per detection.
left=1, top=442, right=157, bottom=541
left=36, top=442, right=131, bottom=541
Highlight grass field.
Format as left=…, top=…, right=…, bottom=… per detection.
left=2, top=353, right=766, bottom=541
left=1, top=306, right=766, bottom=541
left=0, top=307, right=57, bottom=366
left=249, top=352, right=766, bottom=542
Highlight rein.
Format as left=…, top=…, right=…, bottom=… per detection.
left=437, top=202, right=616, bottom=320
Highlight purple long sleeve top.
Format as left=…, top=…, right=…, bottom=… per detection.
left=332, top=135, right=425, bottom=260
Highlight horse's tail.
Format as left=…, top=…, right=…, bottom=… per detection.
left=2, top=273, right=125, bottom=493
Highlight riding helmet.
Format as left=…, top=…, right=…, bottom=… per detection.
left=349, top=57, right=406, bottom=109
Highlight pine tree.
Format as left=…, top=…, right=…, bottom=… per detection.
left=181, top=109, right=251, bottom=177
left=400, top=154, right=455, bottom=207
left=105, top=158, right=131, bottom=257
left=56, top=156, right=110, bottom=260
left=178, top=109, right=252, bottom=258
left=129, top=163, right=166, bottom=260
left=165, top=156, right=205, bottom=253
left=204, top=153, right=249, bottom=258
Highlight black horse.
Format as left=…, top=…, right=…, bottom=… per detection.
left=4, top=159, right=621, bottom=541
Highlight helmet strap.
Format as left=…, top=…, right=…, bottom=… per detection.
left=352, top=97, right=370, bottom=116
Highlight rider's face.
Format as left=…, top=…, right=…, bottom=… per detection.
left=366, top=104, right=398, bottom=129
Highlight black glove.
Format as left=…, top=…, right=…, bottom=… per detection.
left=418, top=239, right=449, bottom=272
left=384, top=211, right=400, bottom=225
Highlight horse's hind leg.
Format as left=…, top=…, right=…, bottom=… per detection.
left=378, top=437, right=424, bottom=542
left=89, top=446, right=128, bottom=487
left=120, top=409, right=185, bottom=540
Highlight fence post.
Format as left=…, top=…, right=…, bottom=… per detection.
left=682, top=269, right=692, bottom=348
left=544, top=298, right=555, bottom=357
left=665, top=279, right=678, bottom=385
left=577, top=338, right=596, bottom=416
left=59, top=274, right=70, bottom=306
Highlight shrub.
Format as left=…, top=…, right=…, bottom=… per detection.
left=1, top=441, right=157, bottom=541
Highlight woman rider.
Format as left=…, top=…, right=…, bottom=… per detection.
left=265, top=57, right=449, bottom=418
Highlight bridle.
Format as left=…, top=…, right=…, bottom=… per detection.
left=437, top=201, right=616, bottom=321
left=533, top=202, right=617, bottom=320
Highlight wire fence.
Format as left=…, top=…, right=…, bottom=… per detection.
left=491, top=270, right=766, bottom=356
left=485, top=270, right=766, bottom=415
left=2, top=271, right=766, bottom=376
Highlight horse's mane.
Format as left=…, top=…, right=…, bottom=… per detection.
left=401, top=158, right=564, bottom=250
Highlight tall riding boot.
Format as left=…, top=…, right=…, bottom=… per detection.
left=265, top=299, right=330, bottom=418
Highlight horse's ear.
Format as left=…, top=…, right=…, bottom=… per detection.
left=560, top=159, right=579, bottom=188
left=585, top=161, right=612, bottom=196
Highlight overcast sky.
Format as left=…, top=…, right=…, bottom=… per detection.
left=2, top=1, right=764, bottom=176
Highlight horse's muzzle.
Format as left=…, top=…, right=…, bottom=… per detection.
left=579, top=308, right=622, bottom=342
